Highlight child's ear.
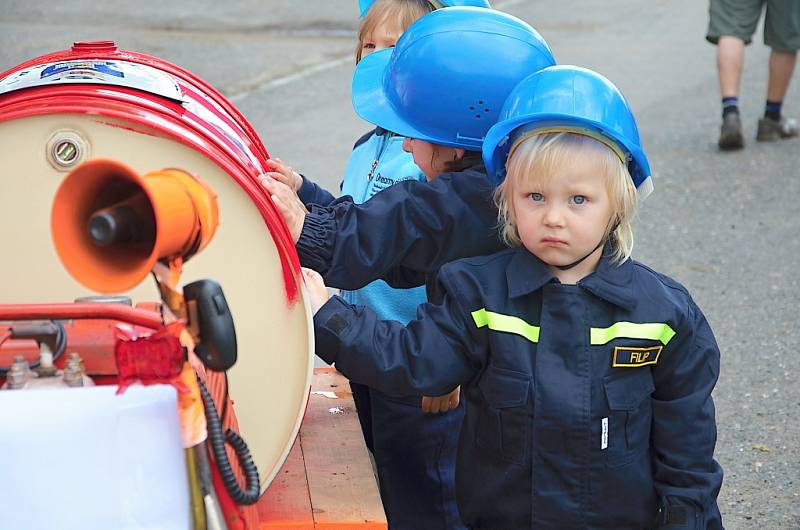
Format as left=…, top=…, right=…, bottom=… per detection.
left=454, top=148, right=466, bottom=160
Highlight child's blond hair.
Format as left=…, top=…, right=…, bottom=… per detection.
left=494, top=132, right=638, bottom=264
left=356, top=0, right=433, bottom=62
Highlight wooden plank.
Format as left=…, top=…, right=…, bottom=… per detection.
left=257, top=439, right=315, bottom=529
left=303, top=369, right=387, bottom=529
left=258, top=368, right=386, bottom=529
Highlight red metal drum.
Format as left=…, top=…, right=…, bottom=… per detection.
left=0, top=41, right=314, bottom=496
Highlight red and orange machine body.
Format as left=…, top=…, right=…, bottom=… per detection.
left=0, top=41, right=318, bottom=529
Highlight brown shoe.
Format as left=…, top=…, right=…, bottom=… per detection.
left=718, top=112, right=744, bottom=150
left=756, top=116, right=799, bottom=142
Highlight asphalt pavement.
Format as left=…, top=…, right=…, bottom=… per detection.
left=1, top=1, right=798, bottom=528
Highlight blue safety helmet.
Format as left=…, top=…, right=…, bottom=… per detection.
left=359, top=0, right=491, bottom=18
left=351, top=7, right=556, bottom=151
left=482, top=65, right=653, bottom=197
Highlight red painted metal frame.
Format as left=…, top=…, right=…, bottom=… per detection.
left=0, top=302, right=164, bottom=329
left=0, top=302, right=165, bottom=379
left=0, top=42, right=301, bottom=302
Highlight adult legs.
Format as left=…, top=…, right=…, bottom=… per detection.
left=757, top=0, right=800, bottom=139
left=766, top=49, right=797, bottom=102
left=707, top=0, right=764, bottom=149
left=756, top=49, right=799, bottom=139
left=718, top=35, right=747, bottom=98
left=717, top=36, right=748, bottom=149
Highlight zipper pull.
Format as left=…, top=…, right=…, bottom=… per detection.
left=367, top=159, right=378, bottom=181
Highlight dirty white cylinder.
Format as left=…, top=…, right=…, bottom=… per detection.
left=0, top=384, right=190, bottom=530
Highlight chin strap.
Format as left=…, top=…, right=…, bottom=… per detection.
left=554, top=219, right=619, bottom=271
left=554, top=238, right=605, bottom=271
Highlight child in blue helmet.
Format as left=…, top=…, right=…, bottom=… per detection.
left=300, top=65, right=724, bottom=529
left=263, top=6, right=555, bottom=292
left=262, top=3, right=491, bottom=529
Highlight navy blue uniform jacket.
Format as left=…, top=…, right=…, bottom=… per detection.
left=314, top=247, right=724, bottom=529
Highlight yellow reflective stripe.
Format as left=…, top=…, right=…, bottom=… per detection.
left=590, top=322, right=676, bottom=346
left=471, top=308, right=540, bottom=343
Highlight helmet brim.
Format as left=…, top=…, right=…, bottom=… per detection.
left=484, top=113, right=652, bottom=198
left=352, top=48, right=441, bottom=145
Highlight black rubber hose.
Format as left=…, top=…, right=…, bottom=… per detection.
left=196, top=375, right=260, bottom=505
left=0, top=320, right=67, bottom=376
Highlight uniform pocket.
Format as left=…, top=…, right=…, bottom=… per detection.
left=475, top=365, right=531, bottom=465
left=603, top=371, right=654, bottom=467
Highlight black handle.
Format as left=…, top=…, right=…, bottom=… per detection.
left=183, top=279, right=237, bottom=371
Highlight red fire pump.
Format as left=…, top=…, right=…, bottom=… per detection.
left=0, top=41, right=316, bottom=530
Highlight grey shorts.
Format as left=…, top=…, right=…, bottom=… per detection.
left=707, top=0, right=800, bottom=51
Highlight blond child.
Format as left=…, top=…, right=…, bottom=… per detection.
left=302, top=66, right=723, bottom=529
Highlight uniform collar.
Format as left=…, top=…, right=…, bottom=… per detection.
left=578, top=246, right=637, bottom=309
left=506, top=247, right=558, bottom=298
left=506, top=245, right=637, bottom=309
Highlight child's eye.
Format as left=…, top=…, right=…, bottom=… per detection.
left=529, top=192, right=544, bottom=202
left=363, top=43, right=376, bottom=50
left=570, top=195, right=588, bottom=205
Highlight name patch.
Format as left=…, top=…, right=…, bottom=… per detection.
left=612, top=345, right=662, bottom=367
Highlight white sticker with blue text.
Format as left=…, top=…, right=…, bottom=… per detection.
left=0, top=60, right=182, bottom=102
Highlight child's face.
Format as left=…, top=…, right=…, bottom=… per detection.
left=402, top=137, right=458, bottom=181
left=512, top=154, right=614, bottom=280
left=360, top=20, right=402, bottom=59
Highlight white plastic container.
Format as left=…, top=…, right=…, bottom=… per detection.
left=0, top=384, right=190, bottom=530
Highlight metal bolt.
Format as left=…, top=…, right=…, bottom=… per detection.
left=6, top=356, right=30, bottom=389
left=53, top=139, right=80, bottom=166
left=46, top=131, right=87, bottom=170
left=63, top=353, right=86, bottom=387
left=63, top=363, right=83, bottom=387
left=68, top=352, right=85, bottom=371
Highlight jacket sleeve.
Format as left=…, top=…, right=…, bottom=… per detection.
left=296, top=168, right=502, bottom=290
left=297, top=174, right=338, bottom=206
left=312, top=265, right=485, bottom=397
left=651, top=300, right=723, bottom=529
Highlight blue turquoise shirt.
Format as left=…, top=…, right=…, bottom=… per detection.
left=297, top=128, right=428, bottom=324
left=339, top=130, right=427, bottom=324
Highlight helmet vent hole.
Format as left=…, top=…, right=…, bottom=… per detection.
left=471, top=100, right=488, bottom=117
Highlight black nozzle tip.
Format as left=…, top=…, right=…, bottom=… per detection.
left=88, top=213, right=118, bottom=246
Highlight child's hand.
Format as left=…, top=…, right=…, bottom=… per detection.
left=259, top=176, right=307, bottom=242
left=264, top=158, right=303, bottom=192
left=421, top=386, right=461, bottom=414
left=301, top=267, right=330, bottom=314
